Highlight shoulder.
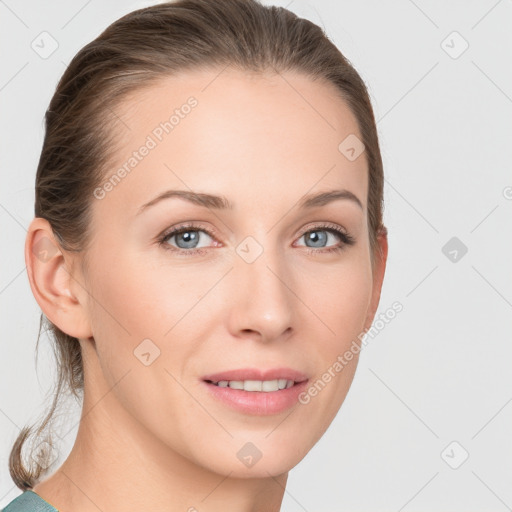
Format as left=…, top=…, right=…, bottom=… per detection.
left=1, top=490, right=59, bottom=512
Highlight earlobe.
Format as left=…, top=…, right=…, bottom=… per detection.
left=25, top=217, right=93, bottom=339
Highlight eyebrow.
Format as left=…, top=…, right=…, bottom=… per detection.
left=137, top=188, right=363, bottom=215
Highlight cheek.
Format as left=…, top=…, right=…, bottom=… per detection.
left=82, top=255, right=206, bottom=450
left=331, top=269, right=372, bottom=340
left=88, top=250, right=206, bottom=339
left=323, top=262, right=372, bottom=379
left=85, top=250, right=222, bottom=392
left=292, top=254, right=372, bottom=427
left=296, top=251, right=373, bottom=343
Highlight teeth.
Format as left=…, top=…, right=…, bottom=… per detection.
left=213, top=379, right=295, bottom=392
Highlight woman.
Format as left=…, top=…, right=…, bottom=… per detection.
left=3, top=0, right=387, bottom=510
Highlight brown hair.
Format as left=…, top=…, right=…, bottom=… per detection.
left=10, top=0, right=386, bottom=490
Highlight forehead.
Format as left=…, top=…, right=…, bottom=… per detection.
left=98, top=67, right=368, bottom=216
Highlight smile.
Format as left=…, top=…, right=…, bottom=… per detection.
left=205, top=379, right=295, bottom=392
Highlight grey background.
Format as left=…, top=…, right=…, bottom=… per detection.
left=1, top=0, right=511, bottom=510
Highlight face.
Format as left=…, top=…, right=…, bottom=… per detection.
left=72, top=68, right=385, bottom=477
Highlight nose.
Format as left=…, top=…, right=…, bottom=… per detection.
left=227, top=242, right=295, bottom=343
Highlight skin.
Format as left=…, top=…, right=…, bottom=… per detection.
left=27, top=68, right=387, bottom=512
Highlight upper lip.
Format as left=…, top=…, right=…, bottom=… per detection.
left=202, top=367, right=308, bottom=383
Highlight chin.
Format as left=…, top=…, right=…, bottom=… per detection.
left=190, top=435, right=312, bottom=479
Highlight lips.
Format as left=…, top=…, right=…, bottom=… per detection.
left=201, top=367, right=308, bottom=383
left=201, top=368, right=310, bottom=415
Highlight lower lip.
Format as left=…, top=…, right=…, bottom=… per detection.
left=202, top=380, right=309, bottom=415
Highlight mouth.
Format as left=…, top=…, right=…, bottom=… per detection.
left=204, top=378, right=298, bottom=392
left=201, top=367, right=308, bottom=390
left=200, top=368, right=309, bottom=415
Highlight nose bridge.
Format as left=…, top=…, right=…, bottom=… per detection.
left=228, top=234, right=294, bottom=340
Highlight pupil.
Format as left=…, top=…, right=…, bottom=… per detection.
left=177, top=231, right=198, bottom=248
left=307, top=230, right=326, bottom=248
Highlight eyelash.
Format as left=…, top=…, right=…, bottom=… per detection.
left=157, top=222, right=356, bottom=257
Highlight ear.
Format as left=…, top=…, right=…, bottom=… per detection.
left=25, top=217, right=93, bottom=339
left=362, top=226, right=389, bottom=332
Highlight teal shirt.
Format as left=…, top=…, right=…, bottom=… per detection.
left=1, top=490, right=58, bottom=512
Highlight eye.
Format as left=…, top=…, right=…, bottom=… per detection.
left=157, top=223, right=218, bottom=255
left=295, top=223, right=356, bottom=254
